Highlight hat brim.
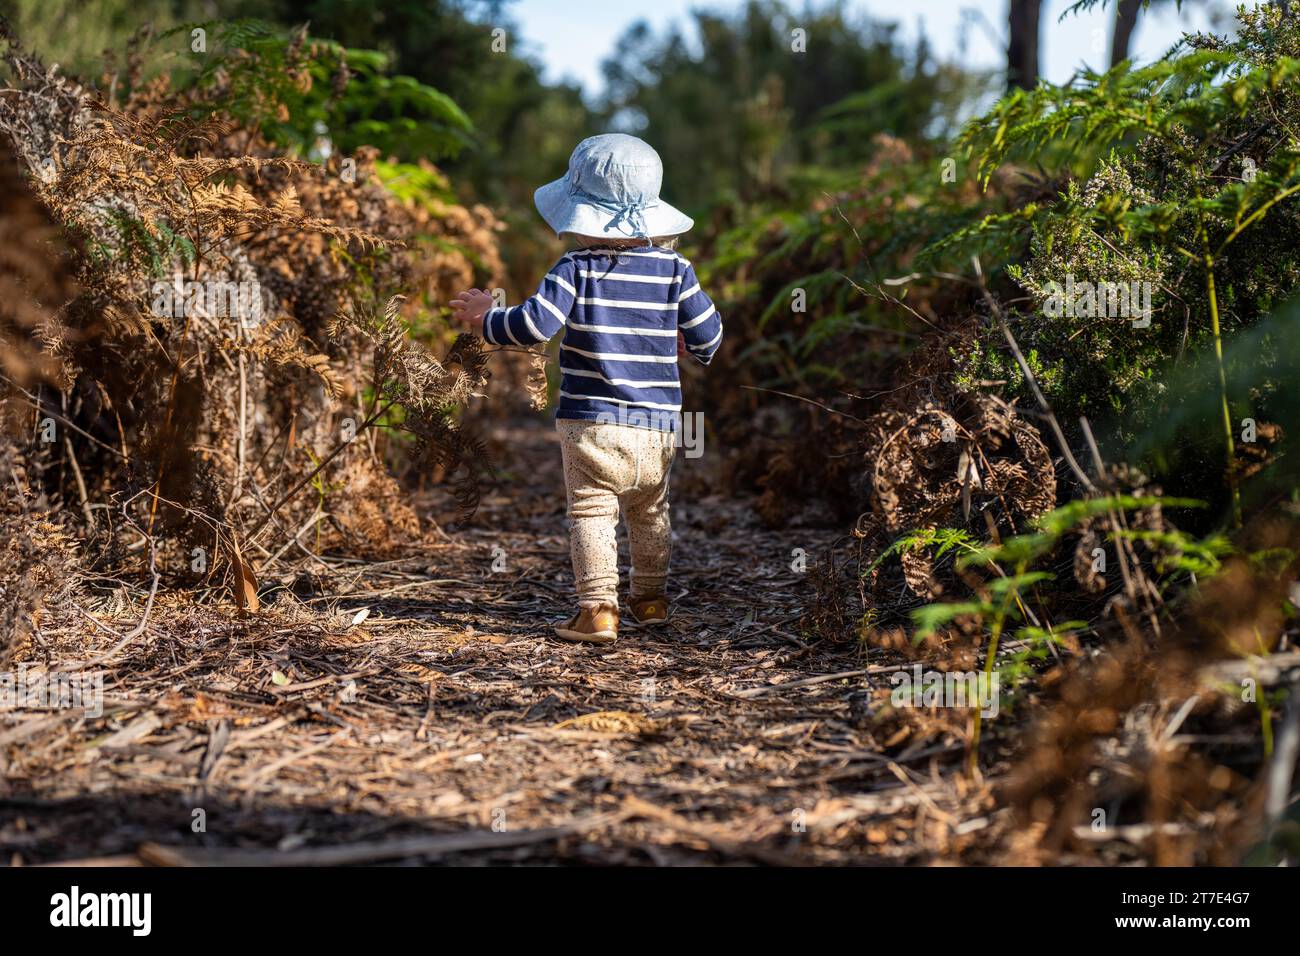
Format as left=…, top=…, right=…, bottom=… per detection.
left=534, top=176, right=694, bottom=240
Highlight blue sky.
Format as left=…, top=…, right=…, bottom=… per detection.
left=508, top=0, right=1228, bottom=99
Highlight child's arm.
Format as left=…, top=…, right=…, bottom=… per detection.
left=451, top=258, right=576, bottom=346
left=676, top=262, right=723, bottom=365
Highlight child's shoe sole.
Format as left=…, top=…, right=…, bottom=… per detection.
left=553, top=604, right=619, bottom=644
left=553, top=625, right=617, bottom=644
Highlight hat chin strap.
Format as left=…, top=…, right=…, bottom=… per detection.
left=570, top=187, right=658, bottom=237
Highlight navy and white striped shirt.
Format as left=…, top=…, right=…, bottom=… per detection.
left=481, top=246, right=722, bottom=432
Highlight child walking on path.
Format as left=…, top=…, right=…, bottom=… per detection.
left=452, top=134, right=722, bottom=644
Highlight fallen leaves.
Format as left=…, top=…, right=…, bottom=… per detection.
left=225, top=537, right=260, bottom=613
left=553, top=710, right=662, bottom=736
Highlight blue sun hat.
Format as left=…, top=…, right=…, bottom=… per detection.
left=534, top=133, right=694, bottom=240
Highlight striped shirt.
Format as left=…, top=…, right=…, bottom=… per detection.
left=480, top=246, right=722, bottom=432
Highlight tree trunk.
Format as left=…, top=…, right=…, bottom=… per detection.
left=1110, top=0, right=1142, bottom=67
left=1007, top=0, right=1041, bottom=92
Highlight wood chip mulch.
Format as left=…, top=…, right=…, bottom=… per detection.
left=1, top=421, right=1000, bottom=866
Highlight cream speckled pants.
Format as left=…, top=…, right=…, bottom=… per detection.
left=557, top=419, right=676, bottom=608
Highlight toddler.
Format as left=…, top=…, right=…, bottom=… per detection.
left=452, top=134, right=722, bottom=644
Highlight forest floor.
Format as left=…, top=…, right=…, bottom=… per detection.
left=1, top=417, right=1002, bottom=866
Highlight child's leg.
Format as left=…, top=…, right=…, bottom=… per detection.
left=557, top=421, right=621, bottom=608
left=620, top=427, right=676, bottom=600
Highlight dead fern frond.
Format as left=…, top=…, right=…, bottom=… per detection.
left=337, top=295, right=493, bottom=520
left=0, top=20, right=504, bottom=587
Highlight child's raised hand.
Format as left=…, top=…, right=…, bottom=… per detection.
left=450, top=288, right=493, bottom=335
left=677, top=331, right=687, bottom=358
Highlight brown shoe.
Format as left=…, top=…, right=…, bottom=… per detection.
left=554, top=602, right=619, bottom=644
left=629, top=594, right=669, bottom=624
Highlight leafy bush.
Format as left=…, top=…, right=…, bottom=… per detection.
left=948, top=5, right=1300, bottom=518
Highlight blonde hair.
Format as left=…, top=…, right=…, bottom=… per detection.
left=568, top=234, right=679, bottom=250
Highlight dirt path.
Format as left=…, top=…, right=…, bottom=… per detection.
left=1, top=419, right=993, bottom=865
